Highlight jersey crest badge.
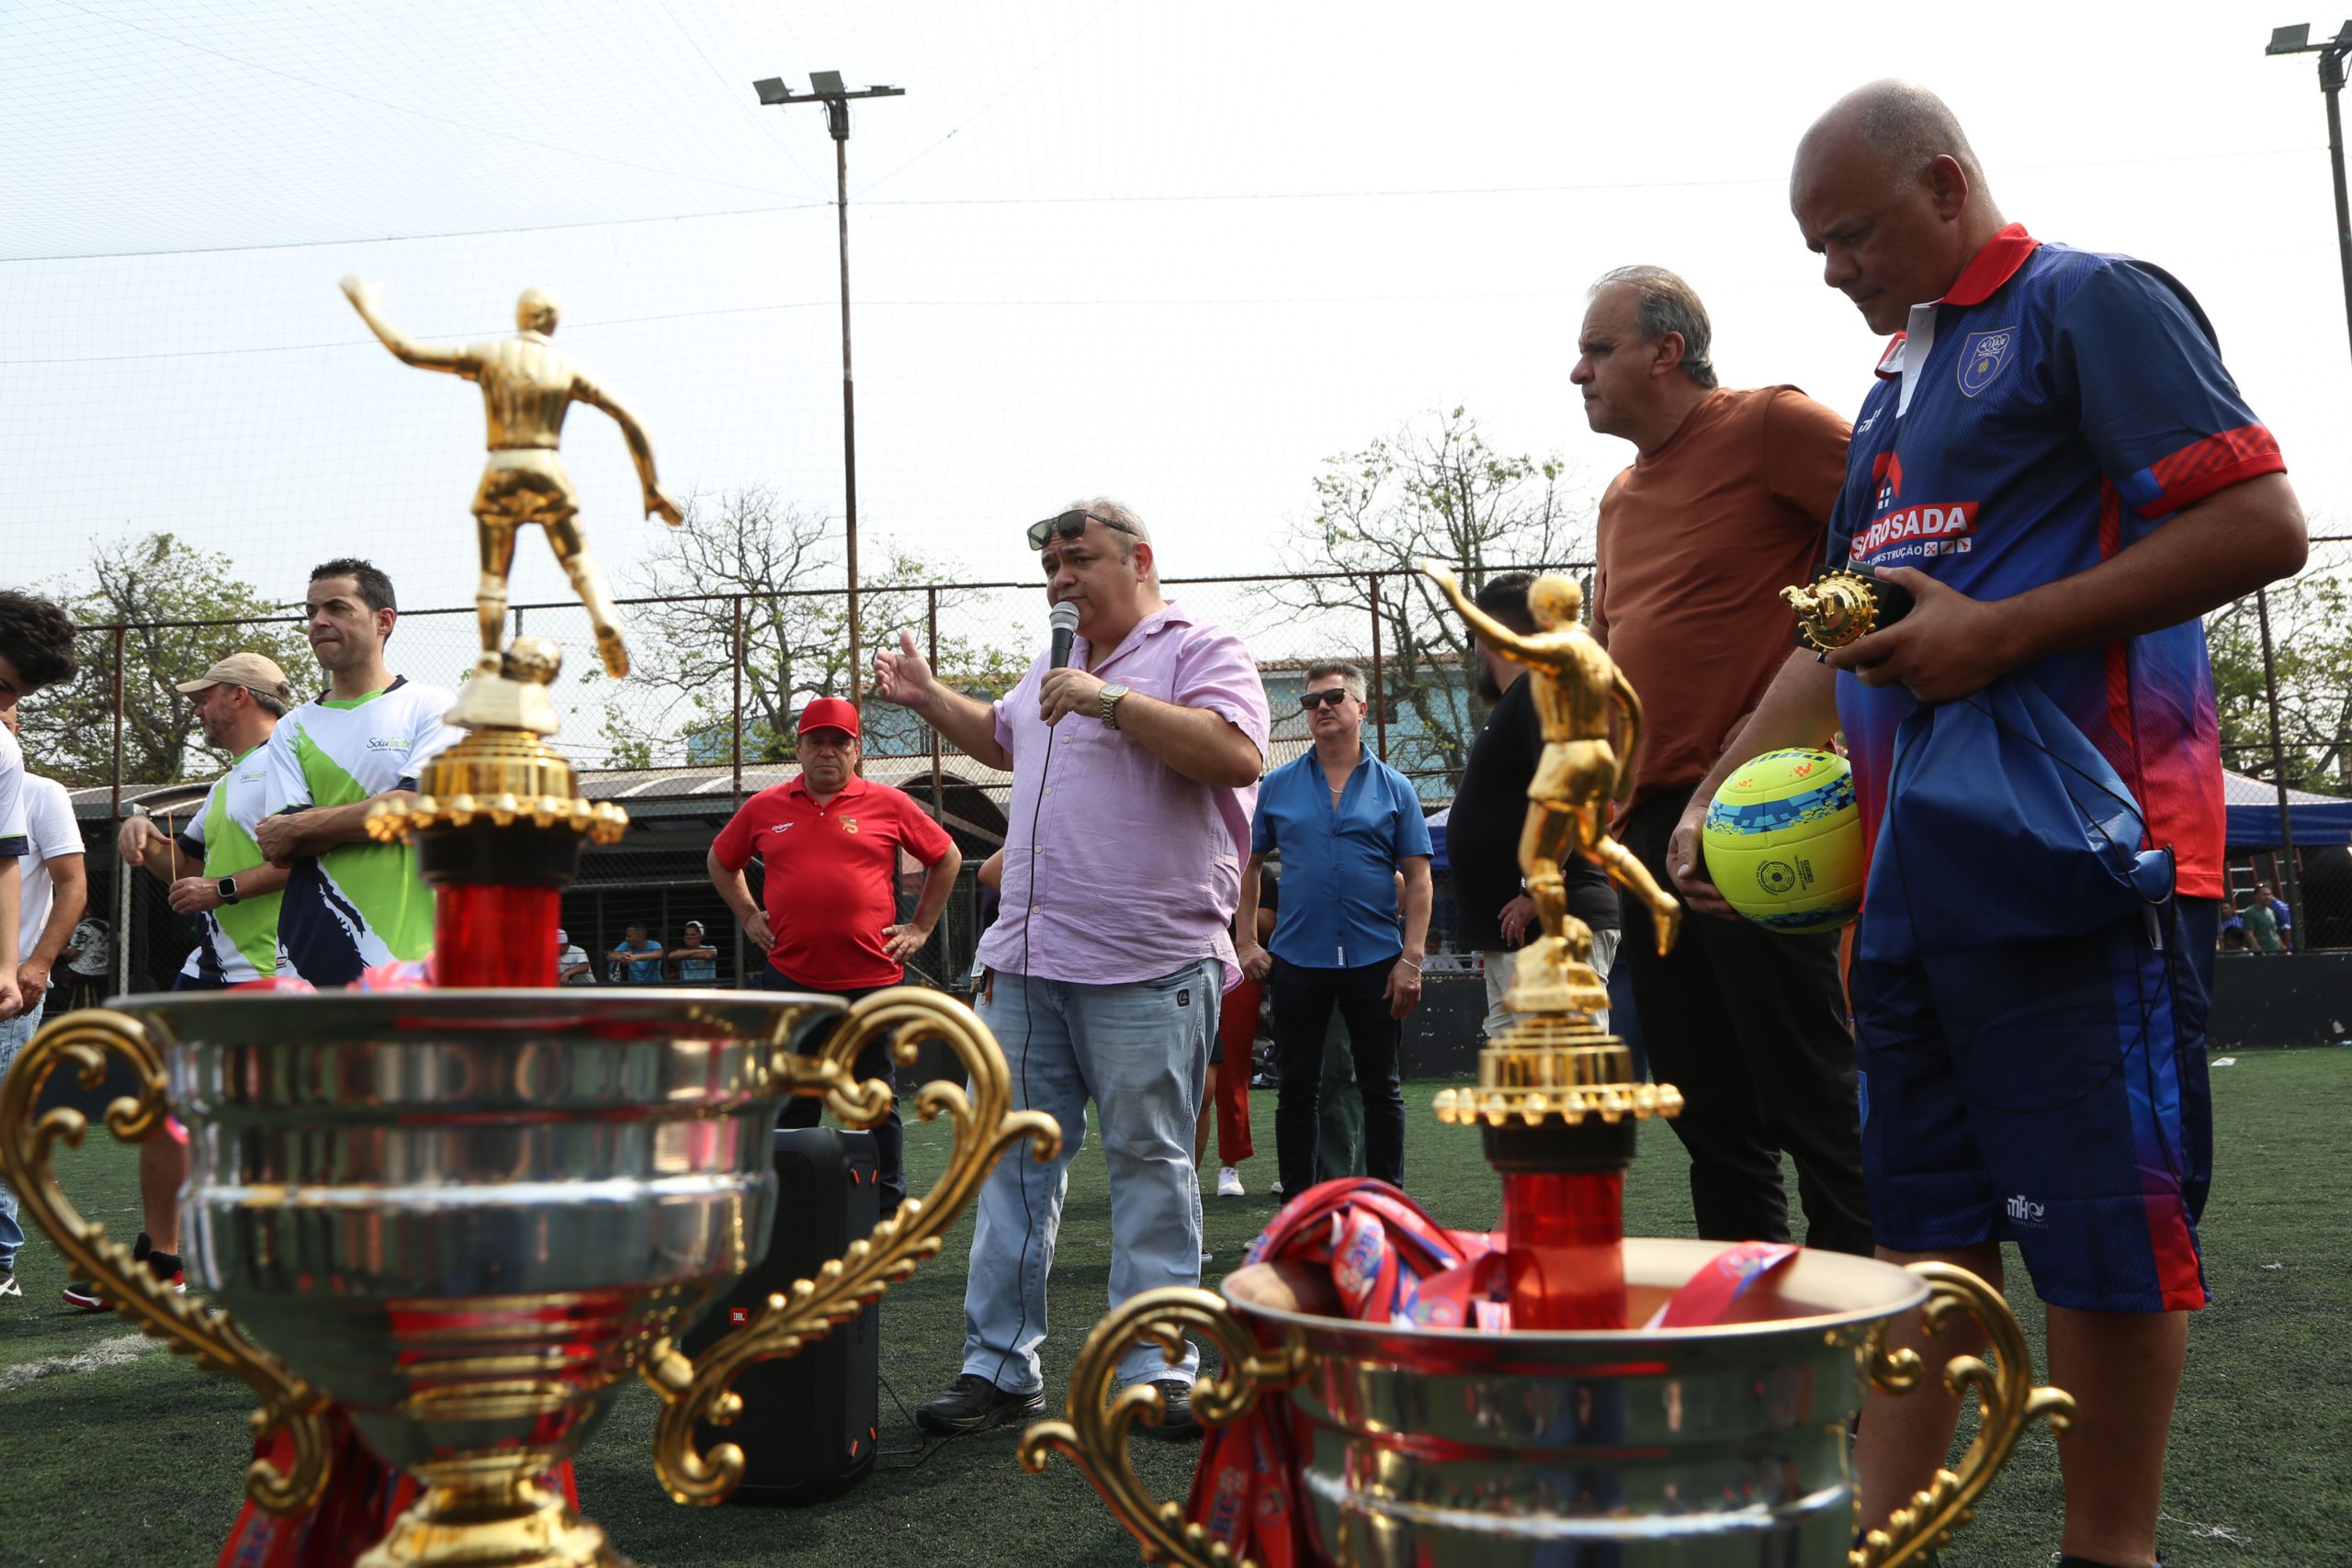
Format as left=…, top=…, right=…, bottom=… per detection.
left=1957, top=325, right=2018, bottom=398
left=842, top=818, right=860, bottom=834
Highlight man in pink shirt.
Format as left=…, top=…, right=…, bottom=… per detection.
left=874, top=499, right=1268, bottom=1439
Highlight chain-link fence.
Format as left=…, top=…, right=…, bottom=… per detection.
left=43, top=548, right=2352, bottom=999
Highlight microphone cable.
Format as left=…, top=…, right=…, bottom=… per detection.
left=989, top=641, right=1066, bottom=1394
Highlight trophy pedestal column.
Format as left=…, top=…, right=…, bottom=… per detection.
left=1436, top=1002, right=1683, bottom=1332
left=373, top=658, right=628, bottom=989
left=356, top=1473, right=623, bottom=1568
left=431, top=884, right=562, bottom=987
left=1493, top=1160, right=1630, bottom=1331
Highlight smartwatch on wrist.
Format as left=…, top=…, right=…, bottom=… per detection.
left=217, top=875, right=241, bottom=906
left=1099, top=682, right=1130, bottom=730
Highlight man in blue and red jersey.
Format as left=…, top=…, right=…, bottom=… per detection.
left=1668, top=82, right=2306, bottom=1568
left=707, top=697, right=962, bottom=1214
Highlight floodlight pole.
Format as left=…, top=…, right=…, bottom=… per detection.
left=2269, top=23, right=2352, bottom=365
left=2260, top=21, right=2348, bottom=939
left=753, top=73, right=905, bottom=716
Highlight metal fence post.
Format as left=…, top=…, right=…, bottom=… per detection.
left=2255, top=586, right=2306, bottom=947
left=731, top=594, right=746, bottom=986
left=110, top=626, right=129, bottom=994
left=1369, top=571, right=1388, bottom=762
left=926, top=587, right=944, bottom=820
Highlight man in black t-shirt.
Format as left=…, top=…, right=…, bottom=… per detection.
left=1450, top=573, right=1623, bottom=1039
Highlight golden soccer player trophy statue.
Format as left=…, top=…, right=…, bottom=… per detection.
left=340, top=275, right=683, bottom=695
left=1420, top=560, right=1679, bottom=1010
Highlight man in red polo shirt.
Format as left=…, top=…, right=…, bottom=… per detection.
left=707, top=697, right=962, bottom=1213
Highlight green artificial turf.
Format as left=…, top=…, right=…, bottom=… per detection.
left=1, top=1050, right=2345, bottom=1566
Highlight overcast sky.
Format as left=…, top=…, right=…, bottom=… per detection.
left=3, top=1, right=2341, bottom=674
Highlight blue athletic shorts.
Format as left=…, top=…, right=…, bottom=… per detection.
left=1849, top=897, right=2217, bottom=1313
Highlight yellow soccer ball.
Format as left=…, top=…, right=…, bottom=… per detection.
left=1701, top=749, right=1865, bottom=934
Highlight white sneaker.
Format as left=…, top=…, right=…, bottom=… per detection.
left=1216, top=1166, right=1245, bottom=1198
left=1269, top=1179, right=1284, bottom=1198
left=1200, top=1248, right=1214, bottom=1264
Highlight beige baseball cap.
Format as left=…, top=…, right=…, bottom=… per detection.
left=175, top=652, right=292, bottom=705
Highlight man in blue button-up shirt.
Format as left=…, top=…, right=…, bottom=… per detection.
left=1236, top=660, right=1433, bottom=1199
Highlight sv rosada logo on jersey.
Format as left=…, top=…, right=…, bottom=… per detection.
left=1855, top=450, right=1977, bottom=561
left=1852, top=501, right=1979, bottom=561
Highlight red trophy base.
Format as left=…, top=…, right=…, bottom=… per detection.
left=1483, top=1115, right=1640, bottom=1331
left=433, top=884, right=560, bottom=987
left=1500, top=1168, right=1628, bottom=1331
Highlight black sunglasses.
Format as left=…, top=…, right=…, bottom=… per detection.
left=1299, top=688, right=1356, bottom=710
left=1027, top=510, right=1142, bottom=550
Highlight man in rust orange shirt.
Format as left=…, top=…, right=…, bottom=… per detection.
left=707, top=697, right=962, bottom=1213
left=1578, top=265, right=1872, bottom=1257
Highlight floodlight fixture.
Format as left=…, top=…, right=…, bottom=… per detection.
left=2269, top=22, right=2313, bottom=52
left=810, top=70, right=847, bottom=96
left=752, top=76, right=789, bottom=105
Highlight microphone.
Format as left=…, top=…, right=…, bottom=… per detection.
left=1048, top=600, right=1080, bottom=671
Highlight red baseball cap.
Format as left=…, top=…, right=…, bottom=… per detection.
left=797, top=697, right=860, bottom=739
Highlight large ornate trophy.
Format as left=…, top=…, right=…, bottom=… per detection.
left=1021, top=567, right=2071, bottom=1567
left=0, top=281, right=1059, bottom=1568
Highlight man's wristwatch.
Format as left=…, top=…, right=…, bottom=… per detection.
left=216, top=875, right=241, bottom=906
left=1099, top=682, right=1130, bottom=730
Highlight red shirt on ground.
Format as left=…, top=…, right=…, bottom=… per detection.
left=712, top=774, right=955, bottom=990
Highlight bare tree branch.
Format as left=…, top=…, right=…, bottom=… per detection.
left=1261, top=407, right=1593, bottom=789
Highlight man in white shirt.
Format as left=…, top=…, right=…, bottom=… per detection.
left=557, top=929, right=594, bottom=985
left=0, top=590, right=79, bottom=1303
left=0, top=707, right=85, bottom=1301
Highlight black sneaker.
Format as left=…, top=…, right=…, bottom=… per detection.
left=1139, top=1377, right=1200, bottom=1440
left=914, top=1373, right=1046, bottom=1436
left=130, top=1230, right=187, bottom=1292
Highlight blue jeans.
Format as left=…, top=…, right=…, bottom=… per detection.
left=961, top=960, right=1216, bottom=1394
left=0, top=999, right=47, bottom=1271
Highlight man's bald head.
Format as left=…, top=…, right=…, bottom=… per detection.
left=1796, top=79, right=1987, bottom=202
left=1791, top=81, right=2006, bottom=337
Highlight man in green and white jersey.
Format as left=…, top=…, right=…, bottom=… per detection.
left=120, top=653, right=294, bottom=987
left=256, top=560, right=462, bottom=986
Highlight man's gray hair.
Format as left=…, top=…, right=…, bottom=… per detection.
left=251, top=688, right=288, bottom=717
left=1589, top=265, right=1717, bottom=390
left=1305, top=660, right=1367, bottom=701
left=1061, top=495, right=1156, bottom=582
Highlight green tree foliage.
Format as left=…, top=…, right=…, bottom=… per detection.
left=605, top=486, right=1028, bottom=768
left=1266, top=407, right=1590, bottom=789
left=28, top=533, right=311, bottom=787
left=2206, top=552, right=2352, bottom=795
